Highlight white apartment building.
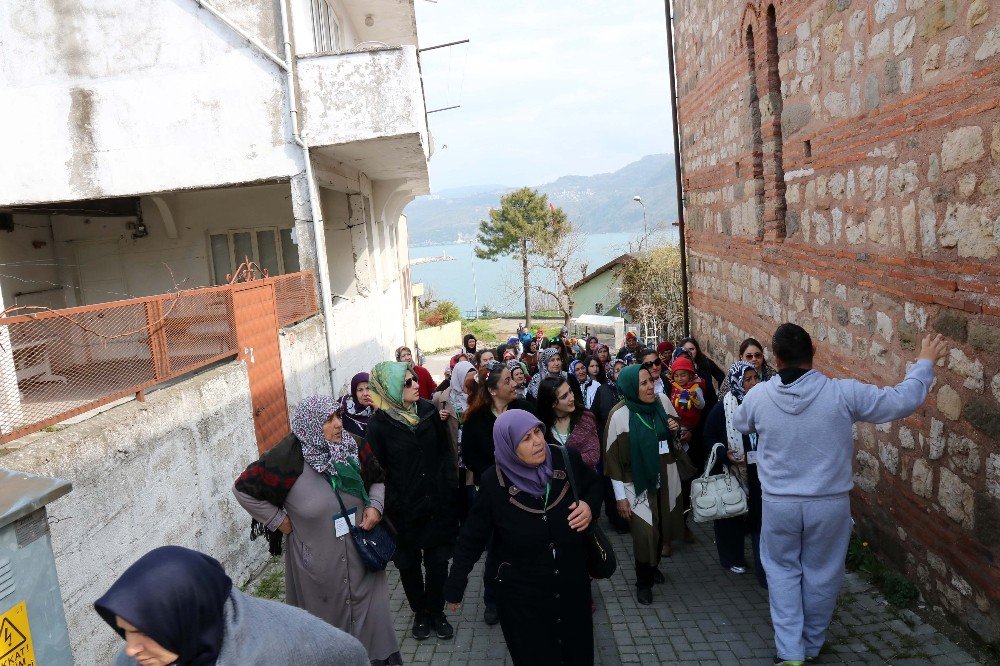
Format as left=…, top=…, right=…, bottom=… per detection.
left=0, top=1, right=431, bottom=660
left=0, top=0, right=429, bottom=395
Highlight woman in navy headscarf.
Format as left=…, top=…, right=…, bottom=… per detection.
left=94, top=546, right=367, bottom=665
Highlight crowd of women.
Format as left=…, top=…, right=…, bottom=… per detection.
left=93, top=327, right=784, bottom=666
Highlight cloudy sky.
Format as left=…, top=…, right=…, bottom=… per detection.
left=414, top=1, right=676, bottom=192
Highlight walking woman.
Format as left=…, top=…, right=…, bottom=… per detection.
left=367, top=362, right=459, bottom=641
left=444, top=410, right=601, bottom=665
left=339, top=372, right=374, bottom=447
left=678, top=336, right=726, bottom=413
left=233, top=396, right=400, bottom=665
left=434, top=360, right=476, bottom=524
left=96, top=546, right=368, bottom=665
left=604, top=365, right=687, bottom=605
left=703, top=361, right=766, bottom=587
left=458, top=361, right=533, bottom=625
left=536, top=375, right=601, bottom=471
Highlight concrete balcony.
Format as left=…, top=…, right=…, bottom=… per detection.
left=297, top=45, right=429, bottom=190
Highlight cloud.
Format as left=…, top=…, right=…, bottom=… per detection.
left=414, top=0, right=675, bottom=192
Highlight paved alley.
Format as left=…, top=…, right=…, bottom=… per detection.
left=249, top=517, right=981, bottom=665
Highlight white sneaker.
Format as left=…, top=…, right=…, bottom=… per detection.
left=729, top=565, right=746, bottom=574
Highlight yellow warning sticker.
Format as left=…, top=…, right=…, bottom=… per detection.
left=0, top=602, right=36, bottom=666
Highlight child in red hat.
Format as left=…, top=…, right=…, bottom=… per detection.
left=668, top=355, right=705, bottom=435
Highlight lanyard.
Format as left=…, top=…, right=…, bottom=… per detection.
left=543, top=482, right=555, bottom=560
left=634, top=412, right=656, bottom=431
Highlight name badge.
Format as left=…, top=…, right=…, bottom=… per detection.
left=333, top=508, right=358, bottom=538
left=658, top=439, right=670, bottom=455
left=746, top=450, right=758, bottom=466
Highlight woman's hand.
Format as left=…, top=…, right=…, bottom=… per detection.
left=278, top=516, right=293, bottom=535
left=726, top=449, right=743, bottom=464
left=667, top=418, right=680, bottom=433
left=439, top=409, right=450, bottom=421
left=679, top=430, right=692, bottom=444
left=616, top=499, right=632, bottom=521
left=359, top=507, right=382, bottom=531
left=567, top=501, right=592, bottom=532
left=447, top=602, right=462, bottom=612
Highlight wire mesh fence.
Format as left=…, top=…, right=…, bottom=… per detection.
left=0, top=272, right=317, bottom=444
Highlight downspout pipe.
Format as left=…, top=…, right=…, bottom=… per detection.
left=193, top=0, right=289, bottom=71
left=665, top=0, right=691, bottom=337
left=278, top=0, right=340, bottom=387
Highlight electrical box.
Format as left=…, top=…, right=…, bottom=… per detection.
left=0, top=469, right=73, bottom=666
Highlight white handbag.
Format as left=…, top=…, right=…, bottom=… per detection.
left=690, top=444, right=749, bottom=523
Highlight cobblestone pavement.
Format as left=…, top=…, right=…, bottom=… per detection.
left=249, top=518, right=982, bottom=665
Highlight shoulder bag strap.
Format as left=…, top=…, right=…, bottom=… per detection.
left=557, top=445, right=580, bottom=504
left=702, top=444, right=720, bottom=479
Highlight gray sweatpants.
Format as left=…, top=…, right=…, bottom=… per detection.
left=759, top=495, right=852, bottom=661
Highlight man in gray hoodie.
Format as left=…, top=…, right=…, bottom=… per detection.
left=733, top=323, right=946, bottom=666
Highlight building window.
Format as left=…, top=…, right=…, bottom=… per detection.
left=209, top=227, right=300, bottom=285
left=310, top=0, right=342, bottom=53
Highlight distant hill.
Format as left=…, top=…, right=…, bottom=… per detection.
left=404, top=154, right=678, bottom=245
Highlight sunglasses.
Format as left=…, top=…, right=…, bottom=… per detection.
left=743, top=352, right=764, bottom=360
left=641, top=358, right=662, bottom=369
left=403, top=377, right=416, bottom=388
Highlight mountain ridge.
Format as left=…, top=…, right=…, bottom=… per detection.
left=405, top=154, right=678, bottom=245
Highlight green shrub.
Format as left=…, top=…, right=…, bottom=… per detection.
left=420, top=300, right=461, bottom=327
left=846, top=536, right=919, bottom=607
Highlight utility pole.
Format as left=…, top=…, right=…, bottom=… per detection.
left=632, top=195, right=647, bottom=250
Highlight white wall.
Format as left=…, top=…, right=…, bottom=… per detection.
left=0, top=361, right=263, bottom=664
left=0, top=0, right=300, bottom=206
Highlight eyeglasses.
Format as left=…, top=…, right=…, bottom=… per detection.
left=641, top=359, right=662, bottom=369
left=403, top=377, right=416, bottom=388
left=743, top=352, right=764, bottom=360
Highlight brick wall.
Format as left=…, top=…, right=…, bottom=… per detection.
left=672, top=0, right=1000, bottom=644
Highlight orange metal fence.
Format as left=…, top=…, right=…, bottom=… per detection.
left=0, top=272, right=318, bottom=445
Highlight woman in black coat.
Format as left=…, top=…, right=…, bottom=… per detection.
left=367, top=362, right=459, bottom=641
left=444, top=409, right=601, bottom=665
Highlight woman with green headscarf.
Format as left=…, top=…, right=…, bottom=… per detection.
left=604, top=364, right=687, bottom=605
left=367, top=361, right=459, bottom=643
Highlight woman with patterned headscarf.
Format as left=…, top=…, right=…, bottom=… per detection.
left=702, top=361, right=766, bottom=587
left=366, top=362, right=459, bottom=643
left=234, top=395, right=400, bottom=665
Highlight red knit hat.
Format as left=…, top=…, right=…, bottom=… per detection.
left=670, top=356, right=696, bottom=375
left=657, top=341, right=674, bottom=355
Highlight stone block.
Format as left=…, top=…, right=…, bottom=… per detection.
left=993, top=373, right=1000, bottom=402
left=854, top=450, right=880, bottom=492
left=824, top=21, right=845, bottom=50
left=964, top=398, right=1000, bottom=437
left=993, top=122, right=1000, bottom=163
left=899, top=425, right=916, bottom=449
left=879, top=442, right=900, bottom=475
left=900, top=56, right=914, bottom=93
left=968, top=0, right=990, bottom=28
left=936, top=384, right=962, bottom=420
left=922, top=43, right=942, bottom=77
left=901, top=200, right=918, bottom=252
left=911, top=458, right=934, bottom=498
left=867, top=207, right=888, bottom=243
left=932, top=310, right=968, bottom=343
left=869, top=29, right=891, bottom=58
left=824, top=92, right=848, bottom=118
left=940, top=202, right=997, bottom=259
left=938, top=467, right=974, bottom=528
left=976, top=24, right=1000, bottom=61
left=890, top=161, right=919, bottom=195
left=875, top=0, right=898, bottom=24
left=941, top=126, right=985, bottom=171
left=947, top=432, right=980, bottom=476
left=884, top=59, right=900, bottom=95
left=974, top=493, right=1000, bottom=549
left=781, top=103, right=812, bottom=136
left=875, top=165, right=889, bottom=200
left=987, top=453, right=1000, bottom=499
left=944, top=36, right=972, bottom=68
left=948, top=347, right=984, bottom=391
left=893, top=16, right=916, bottom=54
left=959, top=173, right=978, bottom=197
left=921, top=0, right=958, bottom=41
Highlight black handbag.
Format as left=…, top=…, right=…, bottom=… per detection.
left=557, top=446, right=617, bottom=580
left=333, top=488, right=396, bottom=572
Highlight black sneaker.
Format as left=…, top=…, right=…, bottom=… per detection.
left=483, top=605, right=500, bottom=625
left=431, top=612, right=454, bottom=639
left=636, top=587, right=653, bottom=605
left=411, top=612, right=431, bottom=640
left=652, top=568, right=665, bottom=585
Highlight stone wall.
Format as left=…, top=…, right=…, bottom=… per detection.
left=280, top=314, right=334, bottom=418
left=0, top=362, right=264, bottom=664
left=673, top=0, right=1000, bottom=644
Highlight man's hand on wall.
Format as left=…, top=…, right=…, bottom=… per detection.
left=917, top=334, right=947, bottom=365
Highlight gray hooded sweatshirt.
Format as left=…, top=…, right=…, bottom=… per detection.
left=731, top=360, right=934, bottom=501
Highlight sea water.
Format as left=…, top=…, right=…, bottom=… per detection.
left=409, top=230, right=678, bottom=316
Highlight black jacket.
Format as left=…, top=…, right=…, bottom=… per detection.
left=695, top=356, right=725, bottom=413
left=367, top=399, right=459, bottom=549
left=701, top=401, right=762, bottom=532
left=443, top=445, right=601, bottom=665
left=460, top=398, right=535, bottom=485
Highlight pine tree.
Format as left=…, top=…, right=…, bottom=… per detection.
left=474, top=187, right=569, bottom=327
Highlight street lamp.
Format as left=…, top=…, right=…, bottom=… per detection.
left=632, top=195, right=647, bottom=249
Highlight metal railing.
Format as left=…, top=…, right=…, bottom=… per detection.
left=0, top=273, right=318, bottom=444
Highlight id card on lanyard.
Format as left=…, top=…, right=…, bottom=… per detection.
left=333, top=508, right=357, bottom=538
left=746, top=433, right=759, bottom=465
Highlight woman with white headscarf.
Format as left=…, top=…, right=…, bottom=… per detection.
left=433, top=360, right=478, bottom=524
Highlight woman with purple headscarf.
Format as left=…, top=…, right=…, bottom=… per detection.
left=443, top=409, right=602, bottom=665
